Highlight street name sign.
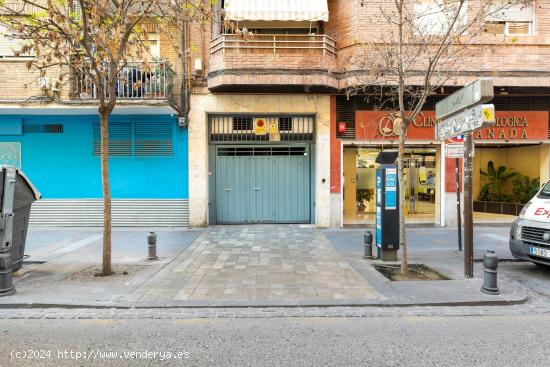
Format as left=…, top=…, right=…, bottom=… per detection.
left=435, top=78, right=494, bottom=120
left=435, top=104, right=496, bottom=140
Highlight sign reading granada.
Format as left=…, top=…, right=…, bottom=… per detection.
left=355, top=111, right=549, bottom=141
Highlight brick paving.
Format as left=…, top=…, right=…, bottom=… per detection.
left=127, top=225, right=379, bottom=304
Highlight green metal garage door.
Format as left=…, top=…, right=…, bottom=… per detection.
left=215, top=145, right=311, bottom=224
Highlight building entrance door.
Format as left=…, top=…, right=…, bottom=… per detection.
left=343, top=147, right=437, bottom=226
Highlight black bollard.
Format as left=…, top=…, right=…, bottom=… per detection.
left=147, top=232, right=158, bottom=261
left=363, top=231, right=374, bottom=259
left=481, top=250, right=499, bottom=295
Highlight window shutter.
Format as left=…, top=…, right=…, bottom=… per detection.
left=93, top=121, right=133, bottom=156
left=134, top=121, right=173, bottom=156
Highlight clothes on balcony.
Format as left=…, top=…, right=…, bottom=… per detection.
left=224, top=0, right=328, bottom=22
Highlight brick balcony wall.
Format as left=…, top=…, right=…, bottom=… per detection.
left=0, top=60, right=68, bottom=100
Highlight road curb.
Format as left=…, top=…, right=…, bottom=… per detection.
left=0, top=295, right=528, bottom=310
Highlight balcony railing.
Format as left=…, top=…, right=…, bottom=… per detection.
left=210, top=34, right=337, bottom=56
left=0, top=2, right=45, bottom=15
left=74, top=61, right=173, bottom=100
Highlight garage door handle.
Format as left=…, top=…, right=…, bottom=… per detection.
left=224, top=188, right=232, bottom=191
left=252, top=187, right=261, bottom=190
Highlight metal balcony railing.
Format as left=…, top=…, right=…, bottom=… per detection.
left=210, top=34, right=337, bottom=56
left=74, top=61, right=173, bottom=100
left=0, top=2, right=45, bottom=14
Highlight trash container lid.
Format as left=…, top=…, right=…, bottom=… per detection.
left=1, top=166, right=41, bottom=200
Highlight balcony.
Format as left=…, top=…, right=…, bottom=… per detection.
left=209, top=34, right=338, bottom=92
left=73, top=61, right=173, bottom=101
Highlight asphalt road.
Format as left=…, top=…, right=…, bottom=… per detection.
left=1, top=315, right=549, bottom=367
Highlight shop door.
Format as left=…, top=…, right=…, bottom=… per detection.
left=215, top=146, right=311, bottom=224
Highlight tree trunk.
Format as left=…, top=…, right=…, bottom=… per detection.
left=99, top=110, right=112, bottom=276
left=398, top=125, right=408, bottom=275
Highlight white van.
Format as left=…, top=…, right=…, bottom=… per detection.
left=510, top=181, right=550, bottom=267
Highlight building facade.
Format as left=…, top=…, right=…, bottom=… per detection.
left=0, top=16, right=190, bottom=226
left=0, top=0, right=549, bottom=227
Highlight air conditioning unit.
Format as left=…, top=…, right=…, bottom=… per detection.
left=194, top=59, right=203, bottom=75
left=37, top=77, right=51, bottom=89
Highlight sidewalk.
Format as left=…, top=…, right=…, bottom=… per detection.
left=0, top=225, right=527, bottom=309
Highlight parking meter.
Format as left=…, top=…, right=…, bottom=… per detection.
left=375, top=151, right=400, bottom=261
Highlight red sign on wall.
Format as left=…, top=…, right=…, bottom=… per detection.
left=355, top=111, right=549, bottom=141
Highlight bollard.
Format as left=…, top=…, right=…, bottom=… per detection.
left=147, top=232, right=158, bottom=261
left=0, top=253, right=15, bottom=296
left=481, top=250, right=499, bottom=295
left=363, top=231, right=374, bottom=259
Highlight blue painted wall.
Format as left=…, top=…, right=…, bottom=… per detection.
left=0, top=114, right=188, bottom=199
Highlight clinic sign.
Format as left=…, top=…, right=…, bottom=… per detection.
left=355, top=110, right=549, bottom=141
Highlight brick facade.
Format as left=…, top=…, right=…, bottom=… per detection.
left=1, top=1, right=549, bottom=100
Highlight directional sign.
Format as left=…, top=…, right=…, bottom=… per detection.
left=446, top=143, right=465, bottom=158
left=435, top=78, right=494, bottom=120
left=435, top=104, right=496, bottom=141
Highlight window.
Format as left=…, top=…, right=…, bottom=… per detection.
left=92, top=121, right=173, bottom=157
left=0, top=24, right=19, bottom=58
left=484, top=21, right=531, bottom=35
left=232, top=116, right=253, bottom=131
left=413, top=0, right=468, bottom=35
left=485, top=2, right=534, bottom=35
left=144, top=34, right=161, bottom=59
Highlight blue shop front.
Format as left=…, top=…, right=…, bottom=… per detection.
left=0, top=106, right=189, bottom=226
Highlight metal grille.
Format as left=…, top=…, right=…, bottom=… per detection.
left=23, top=124, right=64, bottom=134
left=209, top=115, right=314, bottom=143
left=30, top=199, right=188, bottom=227
left=336, top=96, right=356, bottom=139
left=232, top=116, right=253, bottom=131
left=134, top=121, right=173, bottom=157
left=93, top=121, right=132, bottom=156
left=522, top=226, right=550, bottom=244
left=278, top=117, right=293, bottom=131
left=217, top=146, right=307, bottom=157
left=92, top=121, right=173, bottom=157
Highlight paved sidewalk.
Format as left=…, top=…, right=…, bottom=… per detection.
left=0, top=225, right=529, bottom=308
left=126, top=226, right=378, bottom=305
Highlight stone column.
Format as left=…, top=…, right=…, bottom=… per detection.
left=188, top=94, right=209, bottom=227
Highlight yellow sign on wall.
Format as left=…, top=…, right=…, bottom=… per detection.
left=254, top=118, right=266, bottom=135
left=269, top=122, right=278, bottom=134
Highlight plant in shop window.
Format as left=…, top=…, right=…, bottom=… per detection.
left=479, top=161, right=517, bottom=202
left=511, top=175, right=540, bottom=204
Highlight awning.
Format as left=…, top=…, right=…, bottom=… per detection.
left=224, top=0, right=329, bottom=22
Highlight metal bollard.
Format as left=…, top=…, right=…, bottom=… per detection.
left=147, top=232, right=158, bottom=261
left=481, top=250, right=499, bottom=295
left=363, top=231, right=374, bottom=259
left=0, top=253, right=15, bottom=296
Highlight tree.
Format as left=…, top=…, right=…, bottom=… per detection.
left=0, top=0, right=159, bottom=275
left=154, top=0, right=216, bottom=120
left=346, top=0, right=531, bottom=274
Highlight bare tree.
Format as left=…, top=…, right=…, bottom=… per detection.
left=0, top=0, right=160, bottom=275
left=154, top=0, right=215, bottom=120
left=346, top=0, right=531, bottom=274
